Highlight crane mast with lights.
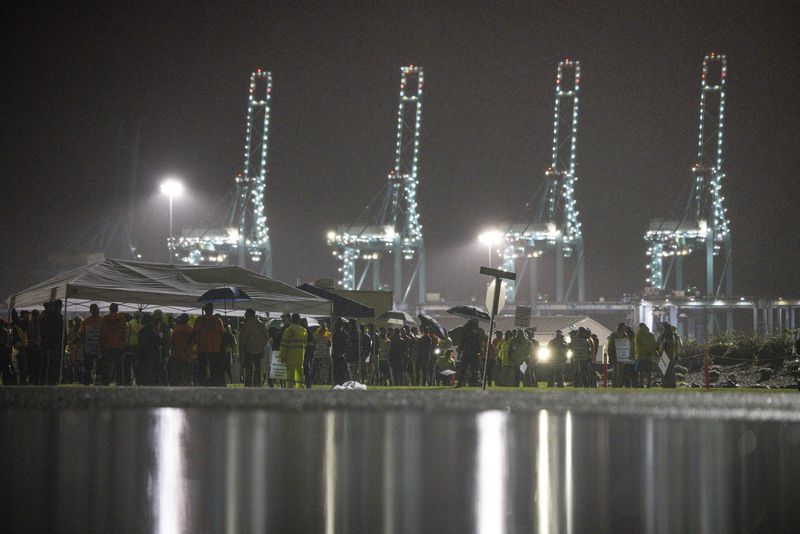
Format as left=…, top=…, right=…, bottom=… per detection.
left=501, top=59, right=585, bottom=306
left=175, top=69, right=273, bottom=276
left=328, top=65, right=425, bottom=308
left=644, top=53, right=732, bottom=332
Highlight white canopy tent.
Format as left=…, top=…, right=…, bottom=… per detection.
left=6, top=258, right=332, bottom=316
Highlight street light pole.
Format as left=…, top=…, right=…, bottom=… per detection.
left=168, top=194, right=174, bottom=264
left=478, top=229, right=503, bottom=270
left=160, top=178, right=184, bottom=265
left=479, top=266, right=516, bottom=390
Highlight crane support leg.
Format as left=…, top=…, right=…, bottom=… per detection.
left=394, top=243, right=402, bottom=308
left=725, top=235, right=734, bottom=331
left=417, top=245, right=426, bottom=308
left=706, top=234, right=716, bottom=335
left=372, top=258, right=381, bottom=291
left=556, top=236, right=564, bottom=303
left=530, top=257, right=539, bottom=313
left=577, top=241, right=585, bottom=302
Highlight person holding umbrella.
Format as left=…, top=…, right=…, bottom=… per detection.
left=456, top=319, right=483, bottom=388
left=387, top=328, right=405, bottom=386
left=194, top=303, right=225, bottom=387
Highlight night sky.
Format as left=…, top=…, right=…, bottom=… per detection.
left=4, top=1, right=799, bottom=304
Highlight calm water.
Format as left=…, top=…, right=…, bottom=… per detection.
left=3, top=406, right=800, bottom=533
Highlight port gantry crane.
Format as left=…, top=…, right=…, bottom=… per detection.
left=175, top=69, right=274, bottom=276
left=644, top=53, right=732, bottom=330
left=328, top=65, right=425, bottom=308
left=501, top=59, right=585, bottom=307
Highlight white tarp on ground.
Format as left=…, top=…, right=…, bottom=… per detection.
left=6, top=257, right=332, bottom=316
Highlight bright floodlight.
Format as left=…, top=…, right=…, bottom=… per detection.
left=160, top=179, right=184, bottom=198
left=537, top=346, right=551, bottom=362
left=478, top=229, right=503, bottom=246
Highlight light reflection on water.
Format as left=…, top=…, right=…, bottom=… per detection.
left=153, top=408, right=186, bottom=534
left=2, top=407, right=800, bottom=533
left=537, top=409, right=551, bottom=534
left=324, top=411, right=336, bottom=534
left=476, top=410, right=508, bottom=533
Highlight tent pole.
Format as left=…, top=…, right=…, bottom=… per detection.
left=6, top=307, right=11, bottom=358
left=59, top=294, right=68, bottom=385
left=329, top=302, right=334, bottom=386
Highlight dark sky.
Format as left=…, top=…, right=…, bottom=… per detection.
left=4, top=1, right=799, bottom=303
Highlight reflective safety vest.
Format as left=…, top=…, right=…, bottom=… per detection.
left=498, top=339, right=510, bottom=366
left=570, top=337, right=592, bottom=361
left=279, top=323, right=307, bottom=367
left=126, top=319, right=141, bottom=348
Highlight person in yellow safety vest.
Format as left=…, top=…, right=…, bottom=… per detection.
left=607, top=322, right=632, bottom=388
left=548, top=330, right=569, bottom=387
left=498, top=330, right=512, bottom=366
left=279, top=313, right=307, bottom=388
left=496, top=330, right=514, bottom=386
left=633, top=323, right=657, bottom=388
left=123, top=312, right=141, bottom=386
left=523, top=328, right=540, bottom=387
left=570, top=328, right=593, bottom=388
left=508, top=329, right=533, bottom=387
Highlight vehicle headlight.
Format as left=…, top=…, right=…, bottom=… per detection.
left=434, top=348, right=441, bottom=355
left=537, top=346, right=550, bottom=362
left=566, top=349, right=573, bottom=361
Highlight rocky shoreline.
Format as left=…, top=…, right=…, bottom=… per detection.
left=678, top=358, right=800, bottom=389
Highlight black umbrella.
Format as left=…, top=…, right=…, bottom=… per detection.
left=447, top=305, right=491, bottom=322
left=448, top=325, right=464, bottom=345
left=417, top=313, right=447, bottom=339
left=378, top=310, right=417, bottom=325
left=198, top=286, right=250, bottom=302
left=197, top=286, right=251, bottom=313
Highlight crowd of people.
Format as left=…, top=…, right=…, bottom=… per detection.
left=0, top=300, right=689, bottom=388
left=0, top=301, right=241, bottom=387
